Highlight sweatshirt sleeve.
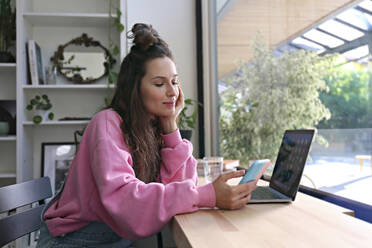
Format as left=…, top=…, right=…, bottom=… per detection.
left=160, top=129, right=198, bottom=185
left=88, top=112, right=216, bottom=240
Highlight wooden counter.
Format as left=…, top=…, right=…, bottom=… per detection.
left=171, top=178, right=372, bottom=248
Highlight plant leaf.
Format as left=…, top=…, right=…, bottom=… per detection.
left=186, top=120, right=194, bottom=129
left=118, top=24, right=125, bottom=33
left=48, top=112, right=54, bottom=120
left=33, top=115, right=42, bottom=124
left=108, top=73, right=114, bottom=84
left=112, top=45, right=120, bottom=56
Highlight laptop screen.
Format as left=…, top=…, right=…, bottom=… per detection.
left=269, top=130, right=314, bottom=200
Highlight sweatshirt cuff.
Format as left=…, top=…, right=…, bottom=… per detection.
left=196, top=183, right=216, bottom=208
left=161, top=129, right=182, bottom=148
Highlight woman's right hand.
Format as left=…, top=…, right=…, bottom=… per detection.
left=212, top=170, right=257, bottom=210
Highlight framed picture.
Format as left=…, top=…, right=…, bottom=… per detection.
left=41, top=142, right=76, bottom=195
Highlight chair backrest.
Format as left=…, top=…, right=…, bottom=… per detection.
left=74, top=129, right=84, bottom=153
left=0, top=177, right=52, bottom=247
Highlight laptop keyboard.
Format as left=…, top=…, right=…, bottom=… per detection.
left=251, top=186, right=286, bottom=200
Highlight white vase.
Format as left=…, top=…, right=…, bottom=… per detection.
left=0, top=121, right=9, bottom=136
left=34, top=110, right=52, bottom=123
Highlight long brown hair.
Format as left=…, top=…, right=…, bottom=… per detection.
left=109, top=23, right=173, bottom=183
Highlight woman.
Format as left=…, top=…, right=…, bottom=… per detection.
left=37, top=23, right=257, bottom=247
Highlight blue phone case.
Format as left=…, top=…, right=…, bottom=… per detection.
left=239, top=160, right=267, bottom=184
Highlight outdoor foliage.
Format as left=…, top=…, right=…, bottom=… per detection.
left=318, top=62, right=372, bottom=129
left=219, top=37, right=335, bottom=166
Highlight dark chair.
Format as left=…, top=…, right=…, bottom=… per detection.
left=0, top=177, right=52, bottom=247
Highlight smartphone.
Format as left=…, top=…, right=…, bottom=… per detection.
left=239, top=159, right=271, bottom=184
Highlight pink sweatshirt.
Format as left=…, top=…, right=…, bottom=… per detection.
left=43, top=109, right=216, bottom=240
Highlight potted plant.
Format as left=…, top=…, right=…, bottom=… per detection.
left=26, top=94, right=54, bottom=124
left=0, top=0, right=16, bottom=63
left=178, top=98, right=200, bottom=140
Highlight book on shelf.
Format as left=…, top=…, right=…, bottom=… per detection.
left=223, top=159, right=240, bottom=171
left=27, top=40, right=45, bottom=85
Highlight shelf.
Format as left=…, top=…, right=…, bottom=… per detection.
left=23, top=12, right=117, bottom=27
left=0, top=173, right=16, bottom=179
left=23, top=120, right=89, bottom=126
left=10, top=0, right=126, bottom=193
left=0, top=63, right=16, bottom=67
left=0, top=63, right=16, bottom=72
left=23, top=84, right=115, bottom=89
left=0, top=135, right=16, bottom=141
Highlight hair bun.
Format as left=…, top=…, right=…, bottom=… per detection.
left=129, top=23, right=160, bottom=51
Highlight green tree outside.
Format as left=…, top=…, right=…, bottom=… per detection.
left=219, top=38, right=336, bottom=166
left=318, top=62, right=372, bottom=129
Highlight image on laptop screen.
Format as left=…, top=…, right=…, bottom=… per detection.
left=270, top=130, right=314, bottom=200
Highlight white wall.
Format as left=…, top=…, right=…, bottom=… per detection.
left=126, top=0, right=199, bottom=156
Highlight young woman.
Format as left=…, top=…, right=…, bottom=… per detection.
left=36, top=23, right=257, bottom=247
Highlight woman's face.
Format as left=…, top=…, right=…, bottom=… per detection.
left=140, top=57, right=179, bottom=118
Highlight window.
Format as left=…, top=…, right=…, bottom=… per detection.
left=210, top=0, right=372, bottom=209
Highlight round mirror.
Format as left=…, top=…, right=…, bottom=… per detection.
left=50, top=33, right=116, bottom=84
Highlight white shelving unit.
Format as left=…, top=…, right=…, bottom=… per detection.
left=16, top=0, right=126, bottom=171
left=0, top=0, right=17, bottom=190
left=9, top=1, right=127, bottom=246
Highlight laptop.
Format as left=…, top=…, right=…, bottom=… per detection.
left=248, top=129, right=315, bottom=203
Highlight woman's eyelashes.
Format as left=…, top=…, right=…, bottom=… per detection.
left=154, top=80, right=178, bottom=87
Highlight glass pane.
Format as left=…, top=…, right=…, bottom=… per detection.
left=215, top=0, right=372, bottom=208
left=356, top=56, right=370, bottom=64
left=337, top=9, right=369, bottom=30
left=363, top=12, right=372, bottom=26
left=318, top=20, right=364, bottom=41
left=342, top=45, right=369, bottom=61
left=277, top=44, right=299, bottom=53
left=292, top=37, right=326, bottom=52
left=217, top=0, right=229, bottom=13
left=303, top=29, right=344, bottom=48
left=308, top=129, right=372, bottom=205
left=359, top=0, right=372, bottom=12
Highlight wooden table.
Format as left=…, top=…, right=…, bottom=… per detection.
left=171, top=178, right=372, bottom=248
left=354, top=155, right=372, bottom=172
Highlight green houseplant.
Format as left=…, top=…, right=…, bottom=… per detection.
left=219, top=36, right=336, bottom=166
left=178, top=98, right=199, bottom=140
left=26, top=94, right=54, bottom=124
left=104, top=2, right=124, bottom=107
left=0, top=0, right=16, bottom=62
